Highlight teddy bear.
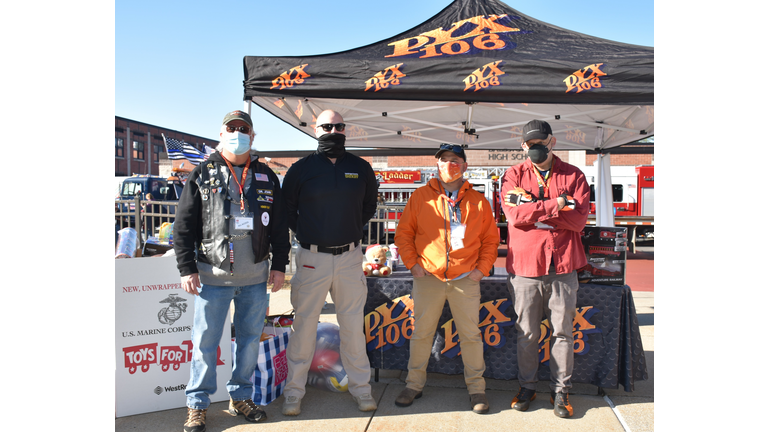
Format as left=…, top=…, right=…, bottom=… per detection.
left=362, top=244, right=392, bottom=277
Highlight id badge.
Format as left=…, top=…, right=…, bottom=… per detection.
left=234, top=213, right=254, bottom=231
left=450, top=222, right=466, bottom=251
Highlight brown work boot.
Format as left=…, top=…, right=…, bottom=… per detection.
left=183, top=407, right=207, bottom=432
left=228, top=398, right=266, bottom=423
left=470, top=393, right=489, bottom=414
left=394, top=387, right=423, bottom=407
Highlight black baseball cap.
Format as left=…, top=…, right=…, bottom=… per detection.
left=435, top=143, right=467, bottom=161
left=522, top=120, right=552, bottom=142
left=222, top=110, right=253, bottom=127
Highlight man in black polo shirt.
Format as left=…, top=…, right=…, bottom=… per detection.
left=280, top=109, right=379, bottom=416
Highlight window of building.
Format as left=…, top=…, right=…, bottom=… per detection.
left=133, top=141, right=144, bottom=160
left=153, top=144, right=164, bottom=163
left=115, top=138, right=124, bottom=158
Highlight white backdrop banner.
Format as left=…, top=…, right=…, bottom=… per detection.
left=115, top=256, right=231, bottom=417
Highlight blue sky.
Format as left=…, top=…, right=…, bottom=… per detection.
left=116, top=0, right=654, bottom=152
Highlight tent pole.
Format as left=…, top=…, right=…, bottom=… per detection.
left=244, top=99, right=251, bottom=115
left=594, top=128, right=615, bottom=228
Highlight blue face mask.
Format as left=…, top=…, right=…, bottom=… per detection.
left=222, top=132, right=251, bottom=155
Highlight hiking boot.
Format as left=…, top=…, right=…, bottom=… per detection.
left=183, top=408, right=206, bottom=432
left=353, top=393, right=378, bottom=411
left=228, top=398, right=266, bottom=423
left=550, top=391, right=574, bottom=418
left=511, top=388, right=536, bottom=411
left=469, top=393, right=489, bottom=414
left=394, top=387, right=423, bottom=407
left=282, top=395, right=302, bottom=416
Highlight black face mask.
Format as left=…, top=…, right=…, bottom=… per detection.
left=317, top=133, right=346, bottom=158
left=526, top=144, right=549, bottom=164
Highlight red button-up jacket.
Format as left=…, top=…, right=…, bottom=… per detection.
left=500, top=156, right=590, bottom=277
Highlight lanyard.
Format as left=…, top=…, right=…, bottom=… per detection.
left=440, top=187, right=462, bottom=223
left=531, top=158, right=556, bottom=200
left=221, top=155, right=250, bottom=214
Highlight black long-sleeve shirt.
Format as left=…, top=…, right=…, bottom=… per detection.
left=282, top=150, right=378, bottom=246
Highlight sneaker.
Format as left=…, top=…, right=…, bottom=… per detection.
left=394, top=387, right=423, bottom=407
left=353, top=393, right=378, bottom=411
left=183, top=408, right=206, bottom=432
left=511, top=388, right=536, bottom=411
left=550, top=391, right=574, bottom=418
left=282, top=395, right=302, bottom=416
left=228, top=398, right=266, bottom=423
left=469, top=393, right=489, bottom=414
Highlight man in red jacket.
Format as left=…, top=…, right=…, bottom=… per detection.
left=500, top=120, right=590, bottom=418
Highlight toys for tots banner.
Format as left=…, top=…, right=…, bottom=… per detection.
left=115, top=256, right=231, bottom=417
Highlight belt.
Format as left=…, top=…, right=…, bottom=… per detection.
left=301, top=241, right=359, bottom=255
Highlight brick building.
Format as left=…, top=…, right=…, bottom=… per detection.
left=115, top=115, right=652, bottom=178
left=115, top=116, right=218, bottom=176
left=259, top=149, right=653, bottom=178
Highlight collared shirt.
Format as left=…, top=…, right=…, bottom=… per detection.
left=282, top=151, right=378, bottom=246
left=500, top=156, right=590, bottom=277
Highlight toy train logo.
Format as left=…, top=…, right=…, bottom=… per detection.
left=122, top=341, right=225, bottom=374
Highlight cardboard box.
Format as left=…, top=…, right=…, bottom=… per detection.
left=577, top=226, right=627, bottom=286
left=143, top=237, right=173, bottom=257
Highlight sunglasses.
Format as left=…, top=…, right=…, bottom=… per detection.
left=439, top=144, right=465, bottom=155
left=226, top=125, right=251, bottom=134
left=318, top=123, right=346, bottom=132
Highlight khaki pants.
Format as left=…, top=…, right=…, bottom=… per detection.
left=405, top=273, right=486, bottom=394
left=508, top=267, right=578, bottom=393
left=283, top=244, right=372, bottom=399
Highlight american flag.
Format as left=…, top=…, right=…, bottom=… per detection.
left=163, top=136, right=207, bottom=165
left=202, top=144, right=214, bottom=161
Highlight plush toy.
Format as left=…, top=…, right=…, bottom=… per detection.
left=362, top=244, right=392, bottom=277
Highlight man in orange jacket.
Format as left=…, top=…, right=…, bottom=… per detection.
left=393, top=143, right=499, bottom=414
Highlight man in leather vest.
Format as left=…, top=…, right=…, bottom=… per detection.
left=173, top=110, right=290, bottom=432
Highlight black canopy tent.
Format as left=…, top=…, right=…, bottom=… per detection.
left=242, top=0, right=653, bottom=152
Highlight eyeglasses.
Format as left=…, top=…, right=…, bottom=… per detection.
left=524, top=136, right=551, bottom=147
left=317, top=123, right=346, bottom=132
left=226, top=125, right=251, bottom=134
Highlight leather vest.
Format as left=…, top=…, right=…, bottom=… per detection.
left=195, top=158, right=276, bottom=270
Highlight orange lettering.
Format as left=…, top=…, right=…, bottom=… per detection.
left=387, top=14, right=519, bottom=58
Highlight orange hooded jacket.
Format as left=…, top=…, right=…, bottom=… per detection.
left=394, top=178, right=499, bottom=282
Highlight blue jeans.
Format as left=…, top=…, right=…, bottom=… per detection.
left=186, top=282, right=268, bottom=409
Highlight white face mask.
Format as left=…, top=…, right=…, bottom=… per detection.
left=222, top=131, right=251, bottom=155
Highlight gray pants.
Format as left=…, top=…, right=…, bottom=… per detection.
left=507, top=267, right=578, bottom=393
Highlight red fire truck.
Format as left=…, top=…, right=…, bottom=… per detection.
left=366, top=171, right=495, bottom=246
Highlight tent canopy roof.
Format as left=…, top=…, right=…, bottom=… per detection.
left=243, top=0, right=653, bottom=151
